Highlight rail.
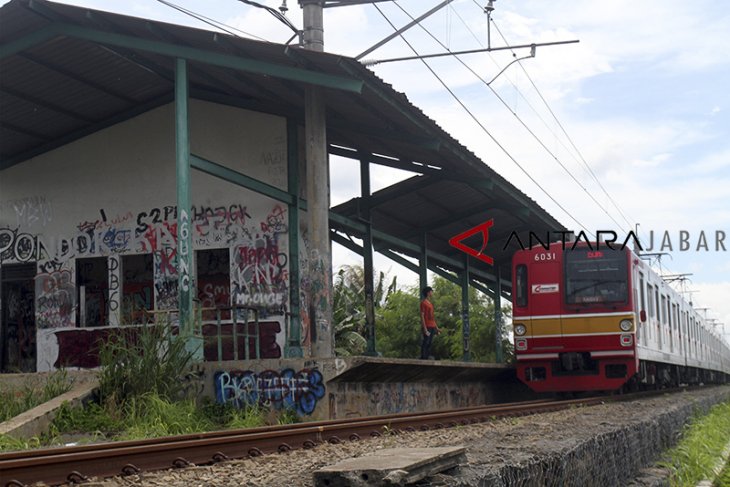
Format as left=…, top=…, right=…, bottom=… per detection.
left=0, top=388, right=704, bottom=487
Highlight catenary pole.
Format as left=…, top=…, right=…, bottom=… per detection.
left=300, top=0, right=333, bottom=358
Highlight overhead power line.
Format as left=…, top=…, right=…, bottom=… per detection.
left=487, top=13, right=635, bottom=231
left=155, top=0, right=269, bottom=42
left=390, top=2, right=625, bottom=232
left=371, top=4, right=593, bottom=235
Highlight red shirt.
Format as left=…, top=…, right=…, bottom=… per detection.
left=420, top=299, right=437, bottom=328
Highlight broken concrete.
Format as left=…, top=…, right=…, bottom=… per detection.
left=313, top=446, right=466, bottom=486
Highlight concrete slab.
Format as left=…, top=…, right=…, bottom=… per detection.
left=313, top=446, right=466, bottom=486
left=0, top=380, right=98, bottom=439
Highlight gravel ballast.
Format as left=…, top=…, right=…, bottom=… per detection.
left=87, top=386, right=729, bottom=487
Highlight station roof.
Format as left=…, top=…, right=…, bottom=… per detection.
left=0, top=0, right=567, bottom=297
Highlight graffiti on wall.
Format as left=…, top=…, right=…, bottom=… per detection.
left=2, top=196, right=53, bottom=229
left=35, top=269, right=75, bottom=329
left=231, top=205, right=289, bottom=310
left=214, top=368, right=325, bottom=415
left=2, top=200, right=292, bottom=330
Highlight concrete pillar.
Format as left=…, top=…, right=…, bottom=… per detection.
left=301, top=1, right=333, bottom=358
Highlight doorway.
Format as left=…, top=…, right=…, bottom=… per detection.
left=1, top=263, right=36, bottom=372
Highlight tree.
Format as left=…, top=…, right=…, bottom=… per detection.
left=377, top=275, right=512, bottom=362
left=332, top=265, right=512, bottom=362
left=332, top=265, right=396, bottom=356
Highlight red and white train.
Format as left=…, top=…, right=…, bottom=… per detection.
left=511, top=242, right=730, bottom=393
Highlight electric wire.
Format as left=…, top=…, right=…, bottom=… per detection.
left=452, top=5, right=603, bottom=194
left=154, top=0, right=269, bottom=42
left=371, top=4, right=593, bottom=235
left=392, top=2, right=625, bottom=232
left=487, top=12, right=635, bottom=230
left=234, top=0, right=299, bottom=34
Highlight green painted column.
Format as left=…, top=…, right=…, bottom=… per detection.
left=286, top=119, right=303, bottom=358
left=174, top=58, right=198, bottom=358
left=419, top=233, right=428, bottom=292
left=461, top=255, right=470, bottom=362
left=360, top=155, right=377, bottom=356
left=494, top=263, right=503, bottom=364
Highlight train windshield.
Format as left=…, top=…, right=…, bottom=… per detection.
left=564, top=248, right=628, bottom=305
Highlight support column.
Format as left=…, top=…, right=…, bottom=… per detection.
left=461, top=255, right=470, bottom=362
left=175, top=58, right=199, bottom=358
left=494, top=264, right=503, bottom=363
left=360, top=155, right=376, bottom=356
left=419, top=233, right=428, bottom=292
left=301, top=0, right=333, bottom=358
left=286, top=119, right=303, bottom=358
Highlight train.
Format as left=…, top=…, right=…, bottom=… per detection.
left=511, top=242, right=730, bottom=393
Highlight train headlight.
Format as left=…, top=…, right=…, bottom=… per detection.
left=619, top=319, right=633, bottom=332
left=514, top=324, right=527, bottom=336
left=515, top=338, right=528, bottom=351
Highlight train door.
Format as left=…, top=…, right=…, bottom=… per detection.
left=528, top=253, right=562, bottom=338
left=1, top=263, right=36, bottom=372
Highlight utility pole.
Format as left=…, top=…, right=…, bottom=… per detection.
left=300, top=0, right=333, bottom=358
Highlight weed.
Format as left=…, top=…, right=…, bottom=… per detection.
left=97, top=324, right=196, bottom=408
left=0, top=370, right=72, bottom=423
left=658, top=401, right=730, bottom=487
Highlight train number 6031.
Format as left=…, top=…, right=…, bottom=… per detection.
left=534, top=252, right=556, bottom=261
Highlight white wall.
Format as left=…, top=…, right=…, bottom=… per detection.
left=0, top=100, right=307, bottom=371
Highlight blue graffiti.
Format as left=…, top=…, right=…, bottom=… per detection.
left=215, top=368, right=325, bottom=415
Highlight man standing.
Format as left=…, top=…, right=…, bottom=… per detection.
left=420, top=286, right=440, bottom=359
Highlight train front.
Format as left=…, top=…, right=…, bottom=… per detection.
left=512, top=243, right=638, bottom=393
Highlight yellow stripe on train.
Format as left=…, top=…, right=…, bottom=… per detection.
left=519, top=314, right=634, bottom=337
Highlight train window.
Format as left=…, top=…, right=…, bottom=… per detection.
left=564, top=247, right=628, bottom=304
left=515, top=265, right=528, bottom=307
left=639, top=274, right=646, bottom=314
left=647, top=284, right=654, bottom=318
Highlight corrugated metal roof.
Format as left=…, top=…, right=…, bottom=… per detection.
left=0, top=0, right=568, bottom=294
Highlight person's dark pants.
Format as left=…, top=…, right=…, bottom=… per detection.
left=421, top=328, right=435, bottom=359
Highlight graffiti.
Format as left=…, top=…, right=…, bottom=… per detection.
left=0, top=228, right=39, bottom=262
left=4, top=196, right=53, bottom=228
left=3, top=282, right=36, bottom=371
left=215, top=368, right=325, bottom=415
left=178, top=209, right=190, bottom=294
left=232, top=236, right=288, bottom=309
left=108, top=256, right=120, bottom=317
left=260, top=205, right=287, bottom=234
left=36, top=269, right=75, bottom=328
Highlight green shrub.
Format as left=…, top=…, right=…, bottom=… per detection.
left=97, top=325, right=196, bottom=407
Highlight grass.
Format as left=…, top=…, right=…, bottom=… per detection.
left=0, top=370, right=72, bottom=423
left=715, top=460, right=730, bottom=487
left=0, top=325, right=300, bottom=453
left=659, top=401, right=730, bottom=487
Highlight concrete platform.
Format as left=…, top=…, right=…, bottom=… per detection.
left=328, top=356, right=510, bottom=383
left=313, top=446, right=466, bottom=486
left=203, top=356, right=539, bottom=421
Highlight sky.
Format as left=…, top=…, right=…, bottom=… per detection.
left=3, top=0, right=728, bottom=340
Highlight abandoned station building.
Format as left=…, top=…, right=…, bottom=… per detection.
left=0, top=0, right=564, bottom=388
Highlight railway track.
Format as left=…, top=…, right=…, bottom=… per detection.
left=0, top=390, right=686, bottom=486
